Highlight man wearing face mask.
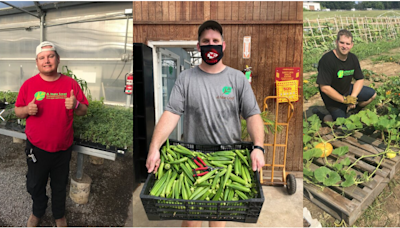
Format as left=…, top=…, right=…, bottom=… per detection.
left=146, top=20, right=265, bottom=227
left=313, top=29, right=376, bottom=122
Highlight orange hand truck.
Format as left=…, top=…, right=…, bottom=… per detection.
left=259, top=96, right=296, bottom=195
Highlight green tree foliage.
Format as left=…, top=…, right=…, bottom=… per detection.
left=320, top=1, right=355, bottom=10
left=382, top=2, right=400, bottom=9
left=317, top=1, right=400, bottom=10
left=360, top=1, right=385, bottom=9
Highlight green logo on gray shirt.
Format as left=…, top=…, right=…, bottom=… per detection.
left=222, top=86, right=232, bottom=95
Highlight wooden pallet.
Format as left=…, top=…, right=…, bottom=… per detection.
left=304, top=130, right=400, bottom=226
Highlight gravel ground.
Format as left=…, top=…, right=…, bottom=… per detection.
left=0, top=133, right=133, bottom=226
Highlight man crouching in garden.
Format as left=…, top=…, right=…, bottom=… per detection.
left=313, top=29, right=376, bottom=122
left=14, top=41, right=89, bottom=227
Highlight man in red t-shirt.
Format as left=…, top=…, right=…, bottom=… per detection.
left=15, top=41, right=89, bottom=227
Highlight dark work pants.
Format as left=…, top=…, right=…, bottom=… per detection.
left=26, top=140, right=72, bottom=219
left=323, top=85, right=376, bottom=121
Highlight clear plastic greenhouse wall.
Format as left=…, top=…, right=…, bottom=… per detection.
left=0, top=2, right=133, bottom=106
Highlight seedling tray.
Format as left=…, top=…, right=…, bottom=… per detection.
left=304, top=131, right=400, bottom=226
left=140, top=140, right=265, bottom=223
left=0, top=102, right=7, bottom=109
left=74, top=138, right=126, bottom=154
left=5, top=121, right=25, bottom=133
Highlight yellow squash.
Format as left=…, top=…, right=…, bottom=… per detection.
left=315, top=142, right=333, bottom=158
left=386, top=150, right=397, bottom=159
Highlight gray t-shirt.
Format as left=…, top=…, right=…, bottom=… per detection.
left=165, top=66, right=260, bottom=144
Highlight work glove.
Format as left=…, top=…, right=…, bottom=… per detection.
left=343, top=95, right=357, bottom=105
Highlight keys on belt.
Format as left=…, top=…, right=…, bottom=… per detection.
left=28, top=148, right=37, bottom=163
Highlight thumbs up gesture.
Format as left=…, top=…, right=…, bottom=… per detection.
left=27, top=97, right=38, bottom=115
left=65, top=89, right=77, bottom=110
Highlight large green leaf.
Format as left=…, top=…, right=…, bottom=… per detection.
left=324, top=121, right=335, bottom=128
left=340, top=157, right=351, bottom=166
left=303, top=148, right=322, bottom=160
left=333, top=163, right=343, bottom=171
left=335, top=117, right=346, bottom=126
left=341, top=177, right=355, bottom=187
left=390, top=130, right=399, bottom=140
left=308, top=114, right=322, bottom=132
left=314, top=167, right=330, bottom=183
left=303, top=135, right=313, bottom=145
left=348, top=114, right=360, bottom=124
left=376, top=117, right=391, bottom=130
left=344, top=170, right=357, bottom=180
left=344, top=123, right=357, bottom=131
left=351, top=117, right=364, bottom=129
left=303, top=168, right=314, bottom=178
left=360, top=110, right=379, bottom=126
left=308, top=114, right=320, bottom=125
left=314, top=167, right=341, bottom=186
left=303, top=119, right=309, bottom=129
left=332, top=146, right=349, bottom=156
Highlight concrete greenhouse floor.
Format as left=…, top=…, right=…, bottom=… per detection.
left=125, top=178, right=303, bottom=227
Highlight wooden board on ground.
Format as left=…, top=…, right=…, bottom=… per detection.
left=304, top=130, right=400, bottom=226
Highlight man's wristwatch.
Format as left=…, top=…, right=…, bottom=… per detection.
left=252, top=145, right=265, bottom=154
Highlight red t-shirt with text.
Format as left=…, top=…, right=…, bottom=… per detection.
left=15, top=74, right=89, bottom=152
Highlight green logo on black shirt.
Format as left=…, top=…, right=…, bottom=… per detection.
left=222, top=86, right=232, bottom=95
left=337, top=69, right=354, bottom=78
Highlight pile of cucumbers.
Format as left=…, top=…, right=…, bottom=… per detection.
left=149, top=141, right=259, bottom=201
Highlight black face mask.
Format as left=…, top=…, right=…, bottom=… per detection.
left=200, top=45, right=223, bottom=65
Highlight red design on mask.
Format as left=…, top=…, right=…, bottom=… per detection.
left=206, top=50, right=219, bottom=63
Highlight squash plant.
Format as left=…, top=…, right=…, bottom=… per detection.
left=369, top=76, right=400, bottom=113
left=303, top=110, right=400, bottom=189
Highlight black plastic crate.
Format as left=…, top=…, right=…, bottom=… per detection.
left=140, top=140, right=265, bottom=223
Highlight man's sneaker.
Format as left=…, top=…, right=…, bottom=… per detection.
left=27, top=214, right=40, bottom=227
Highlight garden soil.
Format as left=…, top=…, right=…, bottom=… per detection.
left=0, top=134, right=134, bottom=226
left=303, top=53, right=400, bottom=226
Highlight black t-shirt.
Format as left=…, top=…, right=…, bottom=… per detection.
left=316, top=50, right=364, bottom=107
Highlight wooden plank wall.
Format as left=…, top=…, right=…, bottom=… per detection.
left=133, top=1, right=303, bottom=173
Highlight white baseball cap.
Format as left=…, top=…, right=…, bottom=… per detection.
left=36, top=41, right=57, bottom=56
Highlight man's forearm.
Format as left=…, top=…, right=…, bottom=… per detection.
left=15, top=106, right=28, bottom=119
left=74, top=103, right=87, bottom=116
left=149, top=111, right=181, bottom=151
left=246, top=114, right=265, bottom=147
left=320, top=85, right=345, bottom=103
left=350, top=79, right=364, bottom=97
